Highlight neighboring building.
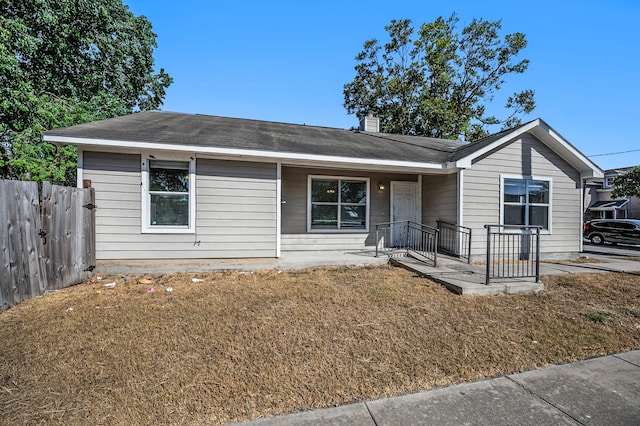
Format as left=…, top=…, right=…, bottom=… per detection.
left=585, top=166, right=640, bottom=220
left=43, top=112, right=603, bottom=265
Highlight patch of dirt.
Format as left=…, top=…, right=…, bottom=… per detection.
left=1, top=265, right=639, bottom=425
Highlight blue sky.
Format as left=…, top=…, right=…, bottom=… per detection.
left=124, top=0, right=639, bottom=171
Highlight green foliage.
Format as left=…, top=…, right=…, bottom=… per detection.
left=343, top=15, right=535, bottom=141
left=585, top=311, right=611, bottom=323
left=617, top=306, right=640, bottom=318
left=0, top=0, right=172, bottom=185
left=611, top=167, right=640, bottom=199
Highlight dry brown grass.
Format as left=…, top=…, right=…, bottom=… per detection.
left=1, top=265, right=639, bottom=425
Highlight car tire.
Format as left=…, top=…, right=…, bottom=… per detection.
left=590, top=234, right=605, bottom=245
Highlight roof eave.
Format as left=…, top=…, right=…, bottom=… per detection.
left=44, top=135, right=452, bottom=174
left=529, top=121, right=604, bottom=178
left=451, top=119, right=604, bottom=179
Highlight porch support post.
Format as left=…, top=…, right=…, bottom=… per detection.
left=417, top=174, right=422, bottom=224
left=276, top=161, right=282, bottom=258
left=457, top=169, right=464, bottom=227
left=457, top=169, right=465, bottom=258
left=579, top=173, right=584, bottom=253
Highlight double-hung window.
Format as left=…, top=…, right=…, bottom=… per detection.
left=502, top=176, right=551, bottom=231
left=308, top=176, right=369, bottom=231
left=142, top=158, right=195, bottom=233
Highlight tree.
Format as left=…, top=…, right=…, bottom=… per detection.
left=343, top=15, right=535, bottom=141
left=0, top=0, right=172, bottom=185
left=612, top=167, right=640, bottom=199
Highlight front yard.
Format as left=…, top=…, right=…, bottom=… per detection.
left=1, top=265, right=639, bottom=424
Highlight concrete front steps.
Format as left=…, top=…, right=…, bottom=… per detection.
left=390, top=255, right=544, bottom=296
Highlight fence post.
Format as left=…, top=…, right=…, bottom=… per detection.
left=433, top=229, right=438, bottom=267
left=485, top=225, right=491, bottom=285
left=405, top=221, right=409, bottom=255
left=535, top=227, right=540, bottom=282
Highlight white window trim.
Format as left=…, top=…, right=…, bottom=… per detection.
left=499, top=174, right=553, bottom=234
left=307, top=175, right=370, bottom=233
left=141, top=155, right=196, bottom=234
left=604, top=176, right=616, bottom=189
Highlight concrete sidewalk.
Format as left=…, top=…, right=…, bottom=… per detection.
left=235, top=350, right=640, bottom=425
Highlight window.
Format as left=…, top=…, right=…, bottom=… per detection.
left=308, top=176, right=369, bottom=231
left=142, top=158, right=195, bottom=233
left=604, top=176, right=616, bottom=188
left=502, top=176, right=551, bottom=230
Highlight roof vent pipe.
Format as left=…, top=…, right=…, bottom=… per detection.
left=359, top=112, right=380, bottom=133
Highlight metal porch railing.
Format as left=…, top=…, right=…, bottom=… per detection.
left=484, top=224, right=541, bottom=285
left=375, top=221, right=438, bottom=266
left=436, top=220, right=472, bottom=263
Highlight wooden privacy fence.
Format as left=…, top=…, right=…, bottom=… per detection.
left=0, top=180, right=95, bottom=311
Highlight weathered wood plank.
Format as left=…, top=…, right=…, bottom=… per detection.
left=21, top=181, right=46, bottom=296
left=50, top=184, right=69, bottom=290
left=11, top=181, right=30, bottom=305
left=40, top=182, right=53, bottom=291
left=0, top=181, right=13, bottom=310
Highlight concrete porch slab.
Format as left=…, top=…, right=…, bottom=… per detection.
left=96, top=250, right=388, bottom=274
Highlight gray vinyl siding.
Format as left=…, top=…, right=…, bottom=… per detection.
left=83, top=152, right=277, bottom=260
left=422, top=173, right=458, bottom=227
left=281, top=166, right=416, bottom=250
left=462, top=135, right=582, bottom=259
left=195, top=159, right=277, bottom=258
left=83, top=152, right=142, bottom=256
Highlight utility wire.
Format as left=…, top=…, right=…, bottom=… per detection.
left=588, top=148, right=640, bottom=157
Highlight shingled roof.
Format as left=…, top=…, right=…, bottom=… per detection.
left=43, top=111, right=602, bottom=177
left=44, top=111, right=466, bottom=165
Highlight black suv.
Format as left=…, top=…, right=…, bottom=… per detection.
left=583, top=219, right=640, bottom=245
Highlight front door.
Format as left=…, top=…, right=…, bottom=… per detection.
left=390, top=181, right=419, bottom=246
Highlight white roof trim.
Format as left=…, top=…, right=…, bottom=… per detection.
left=453, top=120, right=540, bottom=168
left=452, top=119, right=603, bottom=179
left=43, top=135, right=448, bottom=173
